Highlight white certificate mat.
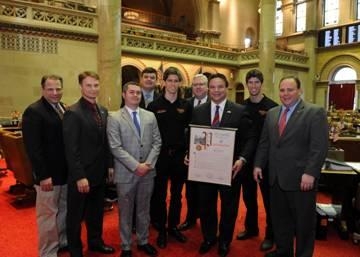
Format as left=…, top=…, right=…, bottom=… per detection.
left=188, top=125, right=236, bottom=186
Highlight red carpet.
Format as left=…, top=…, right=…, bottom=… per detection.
left=0, top=165, right=359, bottom=257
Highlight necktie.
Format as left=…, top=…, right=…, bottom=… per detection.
left=54, top=103, right=63, bottom=119
left=278, top=107, right=290, bottom=136
left=132, top=111, right=141, bottom=136
left=197, top=99, right=201, bottom=106
left=212, top=105, right=220, bottom=127
left=91, top=104, right=102, bottom=128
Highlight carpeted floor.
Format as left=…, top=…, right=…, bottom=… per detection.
left=0, top=167, right=359, bottom=257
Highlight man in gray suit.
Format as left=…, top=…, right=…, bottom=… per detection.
left=107, top=81, right=162, bottom=257
left=254, top=76, right=328, bottom=257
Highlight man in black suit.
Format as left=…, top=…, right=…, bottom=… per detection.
left=22, top=74, right=68, bottom=257
left=178, top=73, right=209, bottom=231
left=254, top=76, right=328, bottom=257
left=140, top=67, right=160, bottom=108
left=190, top=73, right=256, bottom=257
left=63, top=71, right=115, bottom=257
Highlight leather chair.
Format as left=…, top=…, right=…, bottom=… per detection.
left=0, top=129, right=35, bottom=202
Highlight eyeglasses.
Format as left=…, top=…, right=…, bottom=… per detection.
left=192, top=83, right=206, bottom=87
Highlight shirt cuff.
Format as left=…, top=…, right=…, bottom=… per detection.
left=239, top=156, right=247, bottom=163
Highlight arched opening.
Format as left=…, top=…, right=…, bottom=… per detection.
left=122, top=65, right=141, bottom=85
left=328, top=66, right=357, bottom=110
left=235, top=82, right=245, bottom=104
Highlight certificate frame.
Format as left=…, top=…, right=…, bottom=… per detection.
left=188, top=125, right=237, bottom=186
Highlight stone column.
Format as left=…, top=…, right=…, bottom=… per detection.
left=97, top=0, right=121, bottom=111
left=208, top=0, right=221, bottom=32
left=258, top=0, right=276, bottom=98
left=303, top=0, right=318, bottom=103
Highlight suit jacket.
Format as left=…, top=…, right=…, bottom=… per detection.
left=107, top=107, right=162, bottom=183
left=63, top=97, right=110, bottom=186
left=22, top=97, right=67, bottom=185
left=187, top=96, right=209, bottom=115
left=254, top=100, right=328, bottom=191
left=190, top=100, right=256, bottom=168
left=140, top=90, right=160, bottom=109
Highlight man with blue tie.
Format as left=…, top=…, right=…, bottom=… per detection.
left=254, top=76, right=328, bottom=257
left=107, top=81, right=162, bottom=257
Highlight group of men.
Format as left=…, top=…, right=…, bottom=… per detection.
left=22, top=66, right=328, bottom=257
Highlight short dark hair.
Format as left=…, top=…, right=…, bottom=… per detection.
left=41, top=75, right=63, bottom=89
left=163, top=66, right=182, bottom=82
left=246, top=69, right=264, bottom=84
left=123, top=81, right=140, bottom=92
left=141, top=67, right=157, bottom=79
left=208, top=73, right=229, bottom=88
left=279, top=75, right=301, bottom=89
left=78, top=71, right=99, bottom=84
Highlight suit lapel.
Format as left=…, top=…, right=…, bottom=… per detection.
left=121, top=109, right=141, bottom=140
left=220, top=101, right=232, bottom=126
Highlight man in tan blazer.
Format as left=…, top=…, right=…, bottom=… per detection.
left=107, top=81, right=162, bottom=257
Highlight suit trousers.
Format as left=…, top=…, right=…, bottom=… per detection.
left=198, top=181, right=241, bottom=245
left=270, top=181, right=317, bottom=257
left=241, top=173, right=259, bottom=233
left=66, top=182, right=105, bottom=257
left=116, top=178, right=154, bottom=250
left=35, top=184, right=67, bottom=257
left=151, top=150, right=187, bottom=230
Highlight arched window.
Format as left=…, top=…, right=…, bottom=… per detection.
left=324, top=0, right=339, bottom=26
left=275, top=1, right=283, bottom=36
left=296, top=0, right=306, bottom=32
left=328, top=67, right=357, bottom=110
left=333, top=67, right=357, bottom=81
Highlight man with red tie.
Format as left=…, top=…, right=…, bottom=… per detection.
left=254, top=76, right=328, bottom=257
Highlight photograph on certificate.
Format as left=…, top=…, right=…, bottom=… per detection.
left=188, top=125, right=236, bottom=186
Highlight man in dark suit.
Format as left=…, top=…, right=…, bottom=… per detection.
left=254, top=76, right=328, bottom=257
left=178, top=73, right=208, bottom=231
left=190, top=73, right=256, bottom=257
left=22, top=74, right=68, bottom=257
left=63, top=71, right=115, bottom=257
left=236, top=69, right=278, bottom=252
left=140, top=67, right=160, bottom=108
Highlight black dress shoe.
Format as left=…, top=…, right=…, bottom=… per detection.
left=236, top=230, right=259, bottom=240
left=168, top=227, right=187, bottom=243
left=264, top=250, right=278, bottom=257
left=120, top=250, right=132, bottom=257
left=137, top=243, right=158, bottom=256
left=218, top=243, right=230, bottom=257
left=178, top=220, right=196, bottom=231
left=156, top=231, right=167, bottom=249
left=260, top=238, right=274, bottom=251
left=88, top=244, right=115, bottom=254
left=58, top=245, right=69, bottom=253
left=199, top=240, right=216, bottom=254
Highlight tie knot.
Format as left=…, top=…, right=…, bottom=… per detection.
left=216, top=105, right=220, bottom=111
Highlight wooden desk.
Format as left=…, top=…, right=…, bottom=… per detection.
left=333, top=137, right=360, bottom=161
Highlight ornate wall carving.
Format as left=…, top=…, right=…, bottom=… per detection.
left=0, top=32, right=57, bottom=53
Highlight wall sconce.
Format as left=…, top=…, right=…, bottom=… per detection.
left=244, top=38, right=251, bottom=49
left=124, top=11, right=139, bottom=20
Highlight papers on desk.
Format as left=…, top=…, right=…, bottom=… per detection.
left=323, top=158, right=360, bottom=173
left=316, top=203, right=342, bottom=219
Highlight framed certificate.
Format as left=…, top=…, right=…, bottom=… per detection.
left=188, top=125, right=237, bottom=186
